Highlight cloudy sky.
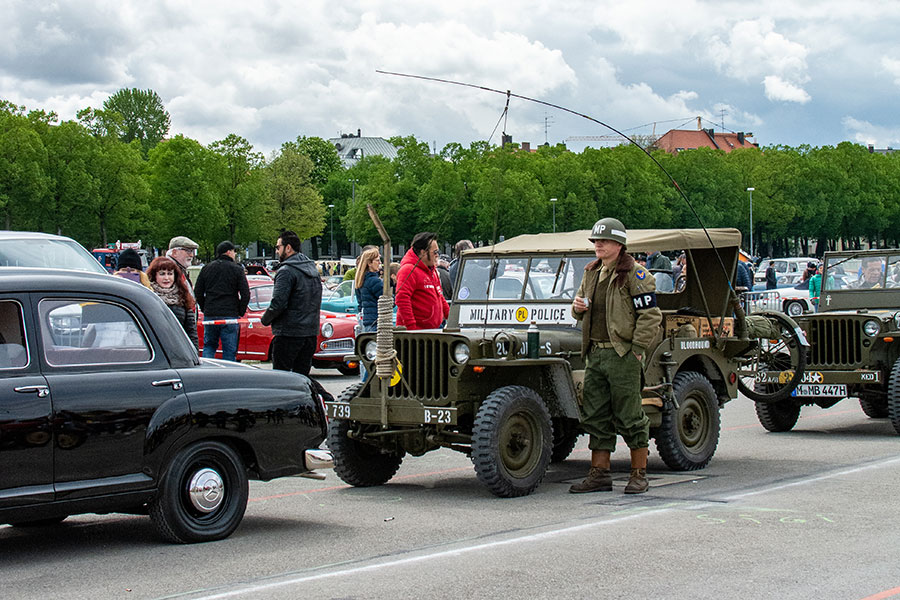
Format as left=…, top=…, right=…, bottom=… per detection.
left=3, top=0, right=899, bottom=156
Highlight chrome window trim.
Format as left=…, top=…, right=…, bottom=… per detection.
left=0, top=298, right=31, bottom=370
left=38, top=297, right=156, bottom=368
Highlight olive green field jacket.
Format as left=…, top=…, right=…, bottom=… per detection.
left=572, top=252, right=663, bottom=359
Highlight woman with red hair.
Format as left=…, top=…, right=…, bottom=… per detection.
left=147, top=256, right=199, bottom=350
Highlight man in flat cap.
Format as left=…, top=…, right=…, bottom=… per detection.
left=167, top=236, right=199, bottom=291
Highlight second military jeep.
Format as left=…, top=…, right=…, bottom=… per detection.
left=755, top=248, right=900, bottom=433
left=326, top=228, right=806, bottom=497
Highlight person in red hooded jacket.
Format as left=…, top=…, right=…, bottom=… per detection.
left=395, top=231, right=450, bottom=330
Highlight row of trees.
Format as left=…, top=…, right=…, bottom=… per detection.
left=3, top=89, right=900, bottom=261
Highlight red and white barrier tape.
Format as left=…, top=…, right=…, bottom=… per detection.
left=200, top=317, right=262, bottom=325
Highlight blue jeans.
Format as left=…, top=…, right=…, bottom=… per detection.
left=203, top=320, right=240, bottom=362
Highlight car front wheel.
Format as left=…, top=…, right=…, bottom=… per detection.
left=784, top=300, right=804, bottom=317
left=472, top=385, right=552, bottom=497
left=655, top=372, right=720, bottom=470
left=149, top=441, right=249, bottom=544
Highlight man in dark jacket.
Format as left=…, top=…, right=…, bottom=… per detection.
left=765, top=261, right=778, bottom=289
left=260, top=231, right=323, bottom=375
left=194, top=241, right=250, bottom=361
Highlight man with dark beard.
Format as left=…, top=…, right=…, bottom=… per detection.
left=260, top=231, right=322, bottom=375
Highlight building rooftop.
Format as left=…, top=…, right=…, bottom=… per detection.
left=655, top=128, right=758, bottom=154
left=328, top=129, right=399, bottom=167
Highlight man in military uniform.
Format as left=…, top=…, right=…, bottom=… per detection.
left=569, top=218, right=662, bottom=494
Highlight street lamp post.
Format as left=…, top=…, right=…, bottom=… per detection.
left=746, top=187, right=755, bottom=259
left=550, top=197, right=557, bottom=232
left=348, top=178, right=358, bottom=254
left=328, top=204, right=335, bottom=258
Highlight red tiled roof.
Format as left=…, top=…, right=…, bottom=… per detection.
left=655, top=129, right=757, bottom=154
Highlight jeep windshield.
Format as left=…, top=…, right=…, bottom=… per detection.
left=456, top=255, right=591, bottom=302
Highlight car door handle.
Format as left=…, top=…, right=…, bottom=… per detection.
left=14, top=385, right=50, bottom=398
left=151, top=379, right=183, bottom=390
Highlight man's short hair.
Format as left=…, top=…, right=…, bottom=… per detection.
left=862, top=256, right=883, bottom=268
left=454, top=239, right=474, bottom=256
left=279, top=230, right=301, bottom=252
left=411, top=232, right=437, bottom=255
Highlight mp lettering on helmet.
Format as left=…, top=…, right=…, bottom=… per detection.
left=632, top=292, right=657, bottom=310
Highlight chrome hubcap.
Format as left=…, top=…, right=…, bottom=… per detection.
left=188, top=468, right=224, bottom=513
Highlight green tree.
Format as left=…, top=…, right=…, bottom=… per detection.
left=0, top=104, right=50, bottom=229
left=209, top=134, right=265, bottom=243
left=86, top=136, right=150, bottom=247
left=103, top=88, right=171, bottom=157
left=264, top=145, right=325, bottom=243
left=287, top=136, right=343, bottom=187
left=43, top=120, right=96, bottom=236
left=147, top=135, right=223, bottom=252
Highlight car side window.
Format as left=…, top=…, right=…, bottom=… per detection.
left=39, top=299, right=152, bottom=366
left=248, top=285, right=273, bottom=310
left=887, top=256, right=900, bottom=288
left=0, top=300, right=28, bottom=369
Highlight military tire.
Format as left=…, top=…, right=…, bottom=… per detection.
left=472, top=385, right=552, bottom=497
left=655, top=372, right=720, bottom=471
left=327, top=383, right=404, bottom=487
left=149, top=441, right=249, bottom=544
left=752, top=381, right=801, bottom=432
left=550, top=417, right=580, bottom=463
left=887, top=358, right=900, bottom=435
left=859, top=395, right=889, bottom=419
left=737, top=311, right=807, bottom=402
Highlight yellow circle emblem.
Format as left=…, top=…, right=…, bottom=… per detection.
left=390, top=361, right=403, bottom=387
left=515, top=307, right=529, bottom=322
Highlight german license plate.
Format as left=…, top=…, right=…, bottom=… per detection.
left=791, top=384, right=847, bottom=397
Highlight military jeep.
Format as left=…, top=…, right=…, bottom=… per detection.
left=326, top=227, right=806, bottom=497
left=755, top=248, right=900, bottom=433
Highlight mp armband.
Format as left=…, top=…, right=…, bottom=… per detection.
left=632, top=292, right=657, bottom=310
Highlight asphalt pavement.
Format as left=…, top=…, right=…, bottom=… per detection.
left=2, top=367, right=899, bottom=600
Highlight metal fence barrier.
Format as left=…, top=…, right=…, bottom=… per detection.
left=741, top=290, right=781, bottom=314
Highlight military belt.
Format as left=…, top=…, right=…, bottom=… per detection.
left=590, top=341, right=615, bottom=350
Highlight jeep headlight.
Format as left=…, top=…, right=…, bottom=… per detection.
left=320, top=322, right=334, bottom=339
left=863, top=320, right=880, bottom=337
left=894, top=313, right=900, bottom=330
left=452, top=342, right=470, bottom=364
left=364, top=340, right=378, bottom=361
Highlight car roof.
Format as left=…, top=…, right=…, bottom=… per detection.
left=0, top=231, right=81, bottom=242
left=465, top=228, right=742, bottom=255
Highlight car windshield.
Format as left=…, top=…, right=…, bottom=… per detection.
left=457, top=255, right=591, bottom=301
left=0, top=239, right=108, bottom=274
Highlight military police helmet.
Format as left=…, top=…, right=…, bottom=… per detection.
left=588, top=217, right=627, bottom=245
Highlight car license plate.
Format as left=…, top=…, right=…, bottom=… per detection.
left=324, top=402, right=456, bottom=425
left=791, top=384, right=847, bottom=398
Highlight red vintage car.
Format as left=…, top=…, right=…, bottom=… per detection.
left=197, top=277, right=359, bottom=374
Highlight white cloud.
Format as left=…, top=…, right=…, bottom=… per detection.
left=763, top=75, right=811, bottom=103
left=882, top=57, right=900, bottom=86
left=842, top=117, right=900, bottom=148
left=708, top=18, right=810, bottom=103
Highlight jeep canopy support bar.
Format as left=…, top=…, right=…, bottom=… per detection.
left=367, top=203, right=397, bottom=427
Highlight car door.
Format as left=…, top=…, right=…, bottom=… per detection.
left=0, top=296, right=53, bottom=507
left=241, top=284, right=273, bottom=361
left=36, top=295, right=188, bottom=500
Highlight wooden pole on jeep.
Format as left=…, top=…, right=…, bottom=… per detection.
left=366, top=204, right=395, bottom=427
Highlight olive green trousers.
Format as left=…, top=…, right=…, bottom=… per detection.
left=580, top=346, right=650, bottom=452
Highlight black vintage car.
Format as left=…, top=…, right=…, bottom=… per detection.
left=0, top=268, right=331, bottom=543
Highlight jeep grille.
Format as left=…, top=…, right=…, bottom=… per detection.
left=806, top=318, right=863, bottom=367
left=388, top=337, right=451, bottom=400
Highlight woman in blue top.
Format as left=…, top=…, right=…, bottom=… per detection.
left=355, top=247, right=383, bottom=333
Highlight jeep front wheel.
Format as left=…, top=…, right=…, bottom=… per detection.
left=327, top=384, right=404, bottom=487
left=472, top=386, right=552, bottom=497
left=655, top=372, right=720, bottom=471
left=887, top=358, right=900, bottom=435
left=753, top=381, right=801, bottom=431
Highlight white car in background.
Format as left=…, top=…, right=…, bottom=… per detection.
left=778, top=280, right=815, bottom=316
left=754, top=257, right=816, bottom=287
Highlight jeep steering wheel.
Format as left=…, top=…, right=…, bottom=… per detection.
left=735, top=311, right=808, bottom=402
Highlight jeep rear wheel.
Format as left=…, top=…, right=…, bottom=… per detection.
left=887, top=359, right=900, bottom=435
left=472, top=386, right=552, bottom=497
left=655, top=372, right=720, bottom=471
left=753, top=381, right=801, bottom=431
left=859, top=395, right=889, bottom=419
left=327, top=383, right=405, bottom=487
